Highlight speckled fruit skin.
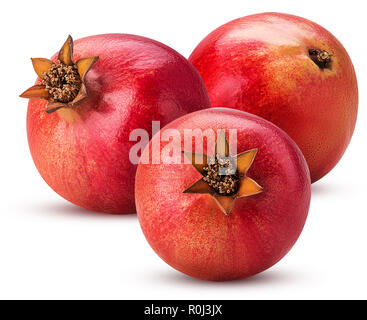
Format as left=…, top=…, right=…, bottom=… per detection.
left=136, top=108, right=311, bottom=281
left=189, top=12, right=358, bottom=183
left=27, top=34, right=210, bottom=214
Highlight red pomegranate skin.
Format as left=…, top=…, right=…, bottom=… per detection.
left=27, top=34, right=210, bottom=214
left=136, top=108, right=311, bottom=281
left=189, top=12, right=358, bottom=183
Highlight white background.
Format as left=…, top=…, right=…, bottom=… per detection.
left=1, top=0, right=366, bottom=299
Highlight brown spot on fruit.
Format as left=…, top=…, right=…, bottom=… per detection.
left=309, top=49, right=332, bottom=69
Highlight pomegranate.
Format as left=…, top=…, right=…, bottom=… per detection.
left=21, top=34, right=210, bottom=214
left=189, top=12, right=358, bottom=183
left=136, top=108, right=311, bottom=281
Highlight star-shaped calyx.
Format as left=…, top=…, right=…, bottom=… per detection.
left=20, top=36, right=99, bottom=114
left=183, top=130, right=263, bottom=215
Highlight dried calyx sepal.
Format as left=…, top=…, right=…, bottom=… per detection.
left=183, top=130, right=263, bottom=215
left=20, top=36, right=99, bottom=114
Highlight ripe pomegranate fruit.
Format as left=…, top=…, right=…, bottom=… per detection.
left=189, top=12, right=358, bottom=183
left=21, top=34, right=210, bottom=214
left=136, top=108, right=311, bottom=281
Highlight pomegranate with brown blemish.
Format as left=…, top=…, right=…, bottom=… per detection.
left=189, top=12, right=358, bottom=183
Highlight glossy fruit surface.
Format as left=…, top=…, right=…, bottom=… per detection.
left=27, top=34, right=210, bottom=214
left=136, top=108, right=311, bottom=280
left=189, top=12, right=358, bottom=182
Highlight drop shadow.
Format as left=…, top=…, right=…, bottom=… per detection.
left=15, top=200, right=138, bottom=221
left=146, top=267, right=302, bottom=288
left=311, top=180, right=350, bottom=196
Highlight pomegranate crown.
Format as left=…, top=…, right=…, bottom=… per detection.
left=183, top=130, right=263, bottom=215
left=20, top=35, right=99, bottom=114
